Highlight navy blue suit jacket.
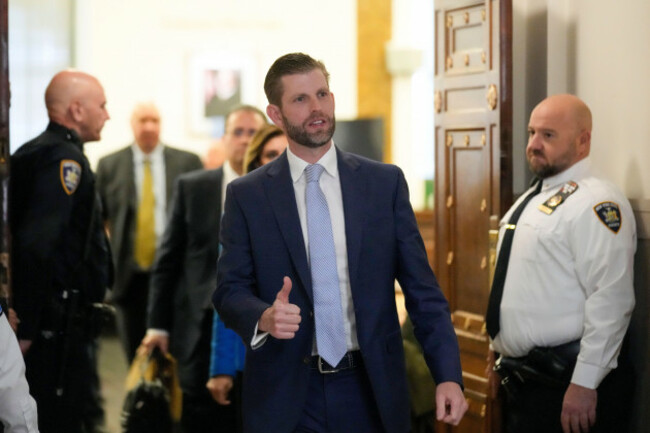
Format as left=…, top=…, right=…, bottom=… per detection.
left=214, top=148, right=462, bottom=433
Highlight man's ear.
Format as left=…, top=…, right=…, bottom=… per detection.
left=266, top=104, right=283, bottom=128
left=577, top=129, right=591, bottom=156
left=69, top=100, right=83, bottom=122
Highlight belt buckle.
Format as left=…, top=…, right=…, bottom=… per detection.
left=318, top=356, right=340, bottom=374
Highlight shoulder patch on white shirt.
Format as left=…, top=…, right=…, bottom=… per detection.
left=593, top=201, right=621, bottom=233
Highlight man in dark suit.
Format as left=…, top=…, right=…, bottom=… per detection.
left=142, top=105, right=267, bottom=433
left=96, top=103, right=203, bottom=362
left=213, top=53, right=467, bottom=433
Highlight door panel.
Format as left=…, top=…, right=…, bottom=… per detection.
left=434, top=1, right=512, bottom=432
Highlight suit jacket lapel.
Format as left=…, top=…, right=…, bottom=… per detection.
left=337, top=149, right=365, bottom=294
left=125, top=147, right=137, bottom=210
left=264, top=154, right=312, bottom=301
left=163, top=146, right=176, bottom=211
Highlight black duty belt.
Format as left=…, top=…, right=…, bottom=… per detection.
left=495, top=340, right=580, bottom=396
left=311, top=350, right=362, bottom=374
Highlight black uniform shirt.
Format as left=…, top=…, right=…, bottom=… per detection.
left=10, top=122, right=110, bottom=340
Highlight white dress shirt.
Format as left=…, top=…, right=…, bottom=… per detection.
left=221, top=160, right=240, bottom=211
left=132, top=143, right=167, bottom=240
left=0, top=311, right=39, bottom=433
left=492, top=158, right=636, bottom=389
left=253, top=143, right=360, bottom=353
left=286, top=143, right=359, bottom=353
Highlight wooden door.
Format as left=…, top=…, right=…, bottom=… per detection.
left=433, top=0, right=512, bottom=432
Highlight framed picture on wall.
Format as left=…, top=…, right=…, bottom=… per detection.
left=187, top=52, right=257, bottom=137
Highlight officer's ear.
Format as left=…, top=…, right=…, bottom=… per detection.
left=576, top=129, right=591, bottom=157
left=69, top=99, right=84, bottom=123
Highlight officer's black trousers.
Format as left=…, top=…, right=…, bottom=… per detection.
left=25, top=331, right=104, bottom=433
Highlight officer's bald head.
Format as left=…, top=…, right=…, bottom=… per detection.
left=527, top=94, right=592, bottom=178
left=44, top=70, right=110, bottom=143
left=533, top=94, right=592, bottom=138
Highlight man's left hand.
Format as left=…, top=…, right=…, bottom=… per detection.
left=561, top=383, right=597, bottom=433
left=435, top=381, right=468, bottom=426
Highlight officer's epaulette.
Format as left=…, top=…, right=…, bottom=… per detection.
left=538, top=181, right=579, bottom=215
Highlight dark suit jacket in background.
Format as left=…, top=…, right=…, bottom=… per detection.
left=96, top=144, right=203, bottom=303
left=214, top=148, right=463, bottom=433
left=147, top=168, right=223, bottom=392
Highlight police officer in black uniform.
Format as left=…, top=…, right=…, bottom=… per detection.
left=10, top=70, right=112, bottom=433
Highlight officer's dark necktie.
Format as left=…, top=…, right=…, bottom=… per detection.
left=485, top=179, right=543, bottom=339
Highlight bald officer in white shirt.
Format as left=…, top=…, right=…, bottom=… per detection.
left=0, top=304, right=39, bottom=432
left=486, top=94, right=635, bottom=433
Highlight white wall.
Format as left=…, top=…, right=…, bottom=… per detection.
left=570, top=0, right=650, bottom=200
left=390, top=0, right=434, bottom=210
left=517, top=0, right=650, bottom=200
left=75, top=0, right=357, bottom=168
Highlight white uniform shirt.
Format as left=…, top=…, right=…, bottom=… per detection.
left=0, top=309, right=39, bottom=433
left=491, top=158, right=636, bottom=389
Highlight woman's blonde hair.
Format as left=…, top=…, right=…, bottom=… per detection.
left=243, top=124, right=285, bottom=174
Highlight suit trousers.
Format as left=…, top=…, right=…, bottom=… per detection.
left=115, top=271, right=150, bottom=363
left=180, top=309, right=240, bottom=433
left=294, top=358, right=385, bottom=433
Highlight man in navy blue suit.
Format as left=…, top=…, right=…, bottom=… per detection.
left=214, top=52, right=467, bottom=433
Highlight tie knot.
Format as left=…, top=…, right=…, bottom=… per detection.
left=305, top=164, right=325, bottom=184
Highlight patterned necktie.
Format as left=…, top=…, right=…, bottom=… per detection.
left=134, top=158, right=156, bottom=269
left=485, top=179, right=543, bottom=339
left=305, top=164, right=347, bottom=367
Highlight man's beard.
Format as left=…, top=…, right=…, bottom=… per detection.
left=282, top=112, right=336, bottom=149
left=527, top=150, right=572, bottom=179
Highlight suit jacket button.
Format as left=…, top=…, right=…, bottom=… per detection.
left=309, top=311, right=313, bottom=318
left=303, top=356, right=310, bottom=365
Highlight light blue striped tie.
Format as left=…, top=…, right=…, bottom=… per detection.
left=305, top=164, right=347, bottom=367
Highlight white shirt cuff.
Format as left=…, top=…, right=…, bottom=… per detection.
left=251, top=321, right=268, bottom=349
left=571, top=360, right=609, bottom=389
left=146, top=328, right=169, bottom=337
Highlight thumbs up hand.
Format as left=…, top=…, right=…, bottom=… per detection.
left=259, top=277, right=301, bottom=339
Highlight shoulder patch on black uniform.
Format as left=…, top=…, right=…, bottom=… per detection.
left=593, top=201, right=622, bottom=234
left=538, top=181, right=579, bottom=215
left=60, top=159, right=82, bottom=195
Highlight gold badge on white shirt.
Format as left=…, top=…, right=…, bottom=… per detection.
left=538, top=181, right=579, bottom=215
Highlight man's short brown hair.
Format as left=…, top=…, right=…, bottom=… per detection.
left=263, top=53, right=330, bottom=107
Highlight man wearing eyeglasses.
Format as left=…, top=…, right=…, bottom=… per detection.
left=143, top=105, right=267, bottom=433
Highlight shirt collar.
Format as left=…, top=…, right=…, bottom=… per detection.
left=541, top=157, right=591, bottom=191
left=287, top=142, right=339, bottom=183
left=132, top=142, right=164, bottom=163
left=222, top=160, right=240, bottom=184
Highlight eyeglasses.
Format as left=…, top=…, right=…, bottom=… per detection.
left=227, top=128, right=257, bottom=138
